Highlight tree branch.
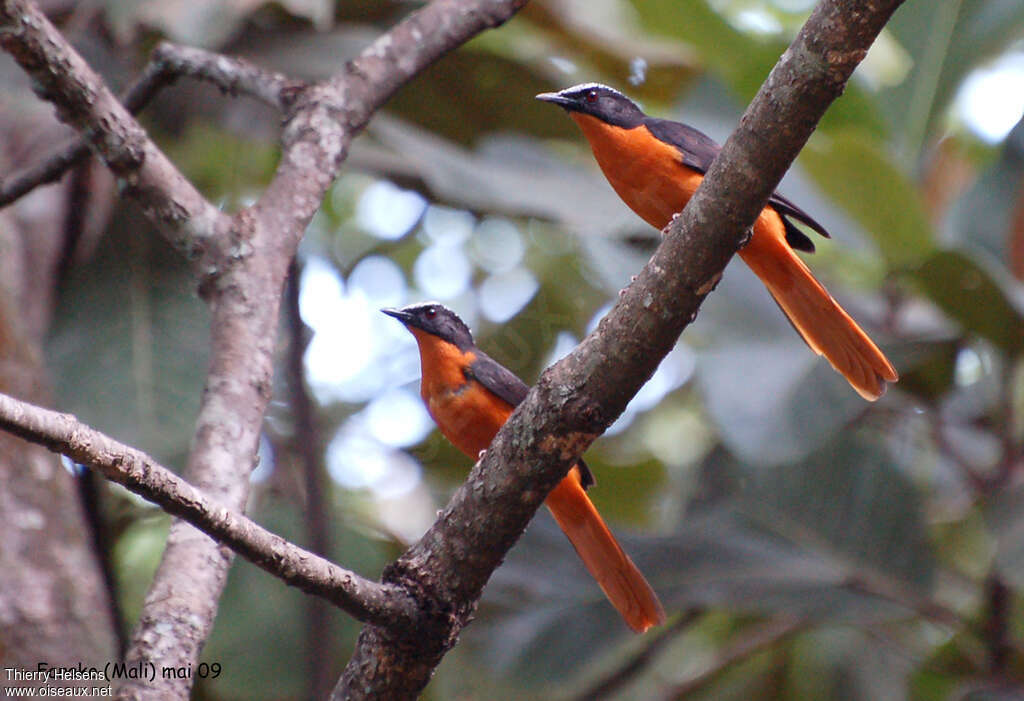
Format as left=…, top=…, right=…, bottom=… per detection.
left=663, top=617, right=807, bottom=700
left=285, top=260, right=336, bottom=699
left=335, top=0, right=906, bottom=698
left=0, top=0, right=231, bottom=261
left=0, top=391, right=419, bottom=629
left=1, top=0, right=532, bottom=695
left=574, top=609, right=704, bottom=701
left=0, top=41, right=297, bottom=207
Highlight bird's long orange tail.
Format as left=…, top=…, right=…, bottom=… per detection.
left=740, top=212, right=898, bottom=400
left=545, top=472, right=665, bottom=633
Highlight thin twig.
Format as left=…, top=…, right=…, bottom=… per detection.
left=573, top=609, right=704, bottom=701
left=0, top=0, right=231, bottom=260
left=74, top=466, right=128, bottom=659
left=983, top=574, right=1010, bottom=675
left=0, top=391, right=419, bottom=629
left=0, top=41, right=298, bottom=207
left=841, top=573, right=969, bottom=631
left=995, top=363, right=1022, bottom=485
left=663, top=616, right=808, bottom=700
left=285, top=259, right=336, bottom=699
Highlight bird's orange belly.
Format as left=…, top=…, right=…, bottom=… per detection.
left=426, top=383, right=512, bottom=458
left=603, top=160, right=703, bottom=231
left=572, top=116, right=706, bottom=231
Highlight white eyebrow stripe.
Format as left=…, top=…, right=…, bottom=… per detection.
left=561, top=82, right=625, bottom=99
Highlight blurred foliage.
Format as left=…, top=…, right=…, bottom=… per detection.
left=10, top=0, right=1023, bottom=698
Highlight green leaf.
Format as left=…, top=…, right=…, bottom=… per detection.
left=629, top=0, right=786, bottom=99
left=582, top=455, right=667, bottom=525
left=893, top=339, right=960, bottom=402
left=949, top=116, right=1024, bottom=258
left=494, top=0, right=702, bottom=106
left=113, top=514, right=170, bottom=625
left=383, top=48, right=581, bottom=147
left=912, top=248, right=1024, bottom=356
left=787, top=627, right=917, bottom=701
left=801, top=130, right=935, bottom=267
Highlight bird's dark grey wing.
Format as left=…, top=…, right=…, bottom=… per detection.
left=467, top=351, right=530, bottom=407
left=643, top=117, right=829, bottom=252
left=644, top=117, right=720, bottom=172
left=467, top=352, right=595, bottom=489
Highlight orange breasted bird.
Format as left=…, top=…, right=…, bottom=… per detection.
left=537, top=84, right=898, bottom=400
left=383, top=302, right=665, bottom=633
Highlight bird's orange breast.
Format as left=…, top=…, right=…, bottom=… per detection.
left=428, top=381, right=513, bottom=458
left=571, top=113, right=705, bottom=231
left=410, top=329, right=513, bottom=457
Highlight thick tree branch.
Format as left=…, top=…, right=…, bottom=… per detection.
left=120, top=2, right=530, bottom=697
left=0, top=41, right=297, bottom=207
left=1, top=1, right=531, bottom=695
left=0, top=391, right=419, bottom=629
left=0, top=0, right=230, bottom=261
left=335, top=1, right=906, bottom=698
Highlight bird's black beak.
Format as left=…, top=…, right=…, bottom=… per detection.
left=381, top=307, right=413, bottom=325
left=536, top=91, right=576, bottom=109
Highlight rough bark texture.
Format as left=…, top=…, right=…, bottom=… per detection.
left=335, top=0, right=906, bottom=698
left=0, top=41, right=294, bottom=207
left=0, top=392, right=420, bottom=628
left=0, top=0, right=230, bottom=262
left=0, top=0, right=529, bottom=698
left=0, top=0, right=908, bottom=698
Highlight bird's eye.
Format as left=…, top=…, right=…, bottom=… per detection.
left=425, top=307, right=437, bottom=319
left=585, top=90, right=598, bottom=103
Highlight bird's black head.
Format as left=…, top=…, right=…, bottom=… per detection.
left=382, top=302, right=475, bottom=350
left=536, top=83, right=645, bottom=128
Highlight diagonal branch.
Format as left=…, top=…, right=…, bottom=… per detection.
left=2, top=1, right=531, bottom=697
left=0, top=0, right=230, bottom=262
left=335, top=0, right=906, bottom=698
left=574, top=609, right=704, bottom=701
left=0, top=391, right=419, bottom=629
left=0, top=41, right=297, bottom=207
left=0, top=0, right=907, bottom=698
left=663, top=616, right=808, bottom=700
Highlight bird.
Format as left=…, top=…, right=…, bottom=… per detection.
left=537, top=83, right=898, bottom=400
left=383, top=302, right=665, bottom=633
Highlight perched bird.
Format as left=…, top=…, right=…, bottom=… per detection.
left=537, top=83, right=898, bottom=400
left=383, top=302, right=665, bottom=633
